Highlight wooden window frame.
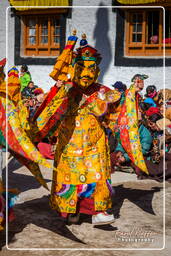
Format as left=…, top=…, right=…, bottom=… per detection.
left=125, top=8, right=171, bottom=57
left=22, top=14, right=63, bottom=57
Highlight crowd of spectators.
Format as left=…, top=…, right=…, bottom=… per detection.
left=19, top=68, right=171, bottom=183
left=109, top=80, right=171, bottom=182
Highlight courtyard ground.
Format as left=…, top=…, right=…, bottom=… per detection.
left=0, top=154, right=171, bottom=256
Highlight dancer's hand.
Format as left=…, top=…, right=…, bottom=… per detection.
left=55, top=80, right=64, bottom=88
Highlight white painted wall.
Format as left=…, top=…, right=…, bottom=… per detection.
left=0, top=0, right=9, bottom=61
left=1, top=0, right=170, bottom=93
left=72, top=0, right=171, bottom=93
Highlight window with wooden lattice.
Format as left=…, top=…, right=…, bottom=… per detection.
left=125, top=8, right=171, bottom=57
left=22, top=14, right=63, bottom=56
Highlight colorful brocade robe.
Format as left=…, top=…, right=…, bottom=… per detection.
left=49, top=82, right=121, bottom=214
left=117, top=85, right=148, bottom=174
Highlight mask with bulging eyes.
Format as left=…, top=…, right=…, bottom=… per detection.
left=71, top=60, right=100, bottom=88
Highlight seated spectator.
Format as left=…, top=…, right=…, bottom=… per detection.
left=144, top=97, right=157, bottom=107
left=35, top=93, right=45, bottom=104
left=114, top=109, right=171, bottom=182
left=139, top=102, right=152, bottom=113
left=34, top=88, right=45, bottom=107
left=156, top=117, right=171, bottom=153
left=23, top=98, right=37, bottom=121
left=145, top=85, right=157, bottom=99
left=156, top=117, right=171, bottom=130
left=20, top=64, right=32, bottom=92
left=112, top=81, right=127, bottom=93
left=145, top=106, right=161, bottom=120
left=146, top=112, right=163, bottom=132
left=159, top=103, right=164, bottom=116
left=21, top=81, right=38, bottom=99
left=137, top=116, right=171, bottom=182
left=136, top=152, right=171, bottom=182
left=144, top=85, right=157, bottom=107
left=140, top=105, right=163, bottom=155
left=150, top=35, right=158, bottom=44
left=33, top=87, right=44, bottom=97
left=114, top=123, right=153, bottom=166
left=166, top=107, right=171, bottom=121
left=156, top=88, right=171, bottom=107
left=29, top=88, right=45, bottom=120
left=162, top=89, right=171, bottom=107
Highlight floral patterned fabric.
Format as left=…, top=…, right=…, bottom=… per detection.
left=48, top=82, right=121, bottom=213
left=117, top=84, right=148, bottom=174
left=0, top=97, right=50, bottom=190
left=0, top=97, right=51, bottom=169
left=33, top=84, right=69, bottom=141
left=0, top=67, right=21, bottom=106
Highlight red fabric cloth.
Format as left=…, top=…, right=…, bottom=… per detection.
left=146, top=107, right=160, bottom=116
left=163, top=38, right=171, bottom=44
left=0, top=58, right=6, bottom=66
left=8, top=208, right=15, bottom=222
left=37, top=142, right=54, bottom=160
left=78, top=198, right=97, bottom=215
left=59, top=198, right=100, bottom=218
left=33, top=84, right=59, bottom=121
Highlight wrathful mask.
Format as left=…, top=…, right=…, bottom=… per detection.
left=71, top=60, right=100, bottom=88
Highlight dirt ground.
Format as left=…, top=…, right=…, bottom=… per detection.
left=0, top=154, right=171, bottom=256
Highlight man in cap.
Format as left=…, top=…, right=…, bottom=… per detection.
left=131, top=74, right=148, bottom=93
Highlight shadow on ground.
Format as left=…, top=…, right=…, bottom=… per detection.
left=0, top=195, right=86, bottom=250
left=0, top=184, right=162, bottom=250
left=2, top=157, right=51, bottom=192
left=112, top=184, right=161, bottom=218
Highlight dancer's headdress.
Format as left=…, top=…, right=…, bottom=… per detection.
left=50, top=31, right=101, bottom=81
left=73, top=34, right=102, bottom=65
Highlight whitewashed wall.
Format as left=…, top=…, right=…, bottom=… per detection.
left=1, top=0, right=170, bottom=93
left=0, top=1, right=8, bottom=62
left=72, top=0, right=171, bottom=93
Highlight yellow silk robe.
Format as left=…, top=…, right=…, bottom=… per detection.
left=50, top=82, right=120, bottom=213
